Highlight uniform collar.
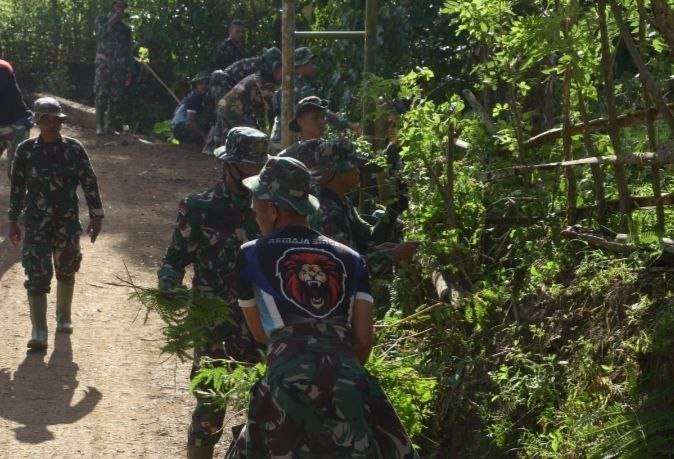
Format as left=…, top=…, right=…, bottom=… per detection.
left=34, top=135, right=64, bottom=148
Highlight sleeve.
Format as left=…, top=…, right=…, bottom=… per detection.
left=363, top=249, right=395, bottom=279
left=235, top=248, right=256, bottom=307
left=325, top=109, right=349, bottom=131
left=184, top=93, right=203, bottom=113
left=318, top=201, right=353, bottom=248
left=94, top=14, right=111, bottom=39
left=7, top=142, right=27, bottom=221
left=354, top=255, right=374, bottom=304
left=157, top=199, right=194, bottom=288
left=75, top=144, right=105, bottom=218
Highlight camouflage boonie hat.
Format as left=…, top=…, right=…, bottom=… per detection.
left=261, top=47, right=282, bottom=73
left=294, top=47, right=315, bottom=66
left=313, top=138, right=368, bottom=173
left=190, top=70, right=211, bottom=83
left=278, top=139, right=324, bottom=169
left=289, top=96, right=329, bottom=132
left=214, top=127, right=270, bottom=165
left=34, top=97, right=67, bottom=122
left=243, top=156, right=319, bottom=215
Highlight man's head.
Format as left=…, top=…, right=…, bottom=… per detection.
left=228, top=19, right=246, bottom=44
left=260, top=47, right=283, bottom=83
left=289, top=96, right=328, bottom=139
left=214, top=127, right=270, bottom=193
left=34, top=97, right=67, bottom=138
left=111, top=0, right=128, bottom=12
left=294, top=47, right=316, bottom=79
left=313, top=139, right=368, bottom=192
left=243, top=156, right=319, bottom=234
left=190, top=71, right=210, bottom=94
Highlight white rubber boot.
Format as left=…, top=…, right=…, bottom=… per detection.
left=56, top=281, right=74, bottom=333
left=27, top=294, right=48, bottom=350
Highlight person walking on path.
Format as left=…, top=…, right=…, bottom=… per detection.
left=157, top=127, right=269, bottom=458
left=94, top=0, right=134, bottom=135
left=228, top=156, right=419, bottom=458
left=0, top=59, right=34, bottom=179
left=8, top=97, right=104, bottom=350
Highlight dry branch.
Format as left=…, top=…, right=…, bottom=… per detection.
left=481, top=151, right=674, bottom=182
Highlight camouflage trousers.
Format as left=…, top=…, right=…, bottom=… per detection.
left=202, top=111, right=232, bottom=156
left=229, top=323, right=419, bottom=458
left=94, top=56, right=126, bottom=102
left=188, top=306, right=263, bottom=447
left=21, top=238, right=82, bottom=295
left=1, top=125, right=29, bottom=179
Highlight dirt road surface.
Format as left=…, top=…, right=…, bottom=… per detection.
left=0, top=125, right=235, bottom=458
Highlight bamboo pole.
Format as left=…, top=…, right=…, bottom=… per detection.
left=598, top=0, right=632, bottom=229
left=521, top=101, right=674, bottom=150
left=361, top=0, right=378, bottom=212
left=562, top=67, right=578, bottom=225
left=608, top=0, right=674, bottom=134
left=639, top=15, right=666, bottom=234
left=281, top=0, right=296, bottom=149
left=446, top=123, right=458, bottom=228
left=577, top=88, right=607, bottom=224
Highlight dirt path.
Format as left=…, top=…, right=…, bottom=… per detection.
left=0, top=125, right=234, bottom=458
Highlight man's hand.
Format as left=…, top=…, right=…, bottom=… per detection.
left=87, top=217, right=103, bottom=243
left=391, top=240, right=420, bottom=265
left=8, top=221, right=21, bottom=247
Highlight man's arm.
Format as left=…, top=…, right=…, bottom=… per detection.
left=241, top=305, right=268, bottom=344
left=75, top=143, right=105, bottom=243
left=157, top=200, right=194, bottom=289
left=352, top=297, right=374, bottom=364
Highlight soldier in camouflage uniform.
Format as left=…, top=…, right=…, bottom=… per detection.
left=157, top=127, right=269, bottom=459
left=0, top=59, right=34, bottom=180
left=203, top=48, right=281, bottom=155
left=205, top=54, right=282, bottom=157
left=214, top=19, right=248, bottom=70
left=309, top=139, right=418, bottom=279
left=270, top=48, right=360, bottom=150
left=8, top=97, right=104, bottom=350
left=226, top=156, right=418, bottom=458
left=94, top=0, right=134, bottom=135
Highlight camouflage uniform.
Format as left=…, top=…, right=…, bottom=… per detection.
left=299, top=139, right=397, bottom=278
left=9, top=134, right=104, bottom=294
left=203, top=48, right=281, bottom=155
left=270, top=48, right=349, bottom=147
left=157, top=127, right=269, bottom=448
left=210, top=73, right=277, bottom=152
left=94, top=8, right=133, bottom=104
left=215, top=37, right=246, bottom=71
left=228, top=157, right=417, bottom=458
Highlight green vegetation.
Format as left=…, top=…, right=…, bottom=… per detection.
left=22, top=0, right=671, bottom=455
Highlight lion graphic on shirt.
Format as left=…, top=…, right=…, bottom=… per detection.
left=279, top=249, right=343, bottom=311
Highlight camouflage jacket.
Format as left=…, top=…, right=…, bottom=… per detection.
left=94, top=12, right=133, bottom=74
left=157, top=179, right=259, bottom=300
left=8, top=136, right=104, bottom=244
left=217, top=73, right=276, bottom=133
left=205, top=57, right=262, bottom=116
left=311, top=186, right=395, bottom=278
left=214, top=38, right=246, bottom=70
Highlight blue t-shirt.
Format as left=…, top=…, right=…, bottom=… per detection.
left=236, top=226, right=373, bottom=336
left=171, top=91, right=205, bottom=128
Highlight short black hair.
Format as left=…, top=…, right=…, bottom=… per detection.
left=230, top=19, right=245, bottom=28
